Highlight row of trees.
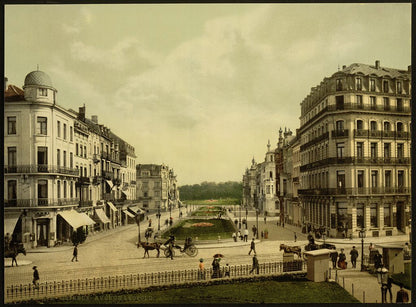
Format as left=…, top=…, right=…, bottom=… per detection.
left=179, top=181, right=242, bottom=200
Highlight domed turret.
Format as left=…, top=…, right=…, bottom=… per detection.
left=24, top=71, right=54, bottom=88
left=23, top=69, right=56, bottom=104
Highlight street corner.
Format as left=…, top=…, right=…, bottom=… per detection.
left=4, top=259, right=33, bottom=267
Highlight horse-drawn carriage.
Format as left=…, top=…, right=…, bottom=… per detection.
left=137, top=236, right=198, bottom=258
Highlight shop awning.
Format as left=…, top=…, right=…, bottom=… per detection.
left=127, top=205, right=144, bottom=215
left=123, top=209, right=135, bottom=218
left=4, top=212, right=21, bottom=235
left=107, top=202, right=117, bottom=211
left=94, top=208, right=110, bottom=224
left=58, top=210, right=96, bottom=229
left=105, top=180, right=114, bottom=189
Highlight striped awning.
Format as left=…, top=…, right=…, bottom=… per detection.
left=58, top=210, right=96, bottom=229
left=123, top=209, right=135, bottom=218
left=94, top=209, right=110, bottom=224
left=105, top=180, right=114, bottom=189
left=107, top=202, right=117, bottom=211
left=4, top=212, right=21, bottom=235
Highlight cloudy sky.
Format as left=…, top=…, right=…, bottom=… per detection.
left=5, top=3, right=411, bottom=185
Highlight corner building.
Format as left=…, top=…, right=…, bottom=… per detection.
left=298, top=61, right=411, bottom=238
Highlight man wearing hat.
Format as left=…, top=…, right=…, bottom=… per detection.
left=350, top=246, right=359, bottom=268
left=32, top=266, right=40, bottom=289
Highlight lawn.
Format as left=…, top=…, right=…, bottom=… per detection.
left=162, top=218, right=235, bottom=240
left=43, top=280, right=360, bottom=304
left=190, top=206, right=225, bottom=217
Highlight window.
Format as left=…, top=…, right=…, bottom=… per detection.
left=370, top=204, right=378, bottom=227
left=76, top=144, right=79, bottom=156
left=70, top=182, right=73, bottom=198
left=384, top=170, right=391, bottom=187
left=383, top=97, right=390, bottom=110
left=397, top=98, right=403, bottom=111
left=337, top=170, right=345, bottom=189
left=356, top=120, right=363, bottom=130
left=57, top=181, right=61, bottom=199
left=370, top=79, right=375, bottom=91
left=397, top=171, right=404, bottom=187
left=370, top=143, right=377, bottom=158
left=396, top=122, right=403, bottom=132
left=336, top=143, right=345, bottom=158
left=8, top=147, right=17, bottom=166
left=397, top=143, right=404, bottom=158
left=356, top=95, right=363, bottom=108
left=336, top=95, right=344, bottom=110
left=63, top=123, right=67, bottom=140
left=57, top=121, right=61, bottom=137
left=8, top=180, right=17, bottom=205
left=7, top=116, right=16, bottom=134
left=370, top=96, right=376, bottom=110
left=70, top=126, right=73, bottom=141
left=84, top=146, right=87, bottom=158
left=70, top=153, right=73, bottom=168
left=336, top=120, right=344, bottom=131
left=39, top=88, right=48, bottom=96
left=57, top=149, right=61, bottom=166
left=384, top=204, right=391, bottom=227
left=370, top=121, right=377, bottom=131
left=336, top=79, right=343, bottom=91
left=38, top=180, right=48, bottom=204
left=397, top=82, right=402, bottom=94
left=144, top=192, right=148, bottom=197
left=356, top=142, right=364, bottom=158
left=383, top=80, right=389, bottom=93
left=356, top=203, right=364, bottom=228
left=80, top=145, right=83, bottom=157
left=357, top=170, right=364, bottom=188
left=355, top=77, right=362, bottom=90
left=371, top=170, right=378, bottom=187
left=384, top=143, right=391, bottom=158
left=63, top=151, right=67, bottom=167
left=37, top=117, right=47, bottom=135
left=37, top=146, right=48, bottom=166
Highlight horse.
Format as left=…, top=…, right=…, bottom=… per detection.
left=279, top=244, right=302, bottom=257
left=137, top=241, right=160, bottom=258
left=4, top=243, right=26, bottom=267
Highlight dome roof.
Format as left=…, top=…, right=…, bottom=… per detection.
left=24, top=70, right=53, bottom=88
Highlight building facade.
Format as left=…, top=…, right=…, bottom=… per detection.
left=4, top=70, right=137, bottom=249
left=298, top=61, right=411, bottom=238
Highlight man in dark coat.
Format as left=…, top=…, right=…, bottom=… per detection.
left=71, top=244, right=78, bottom=262
left=32, top=266, right=40, bottom=289
left=249, top=255, right=259, bottom=274
left=248, top=238, right=256, bottom=255
left=396, top=283, right=409, bottom=303
left=330, top=249, right=339, bottom=269
left=350, top=246, right=359, bottom=268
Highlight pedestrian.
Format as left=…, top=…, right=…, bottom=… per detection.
left=169, top=218, right=173, bottom=226
left=261, top=231, right=264, bottom=239
left=252, top=225, right=257, bottom=237
left=350, top=246, right=358, bottom=268
left=211, top=257, right=221, bottom=278
left=198, top=258, right=205, bottom=280
left=224, top=263, right=230, bottom=277
left=374, top=250, right=383, bottom=269
left=294, top=232, right=297, bottom=242
left=148, top=219, right=152, bottom=227
left=232, top=232, right=237, bottom=242
left=32, top=266, right=40, bottom=289
left=396, top=283, right=409, bottom=303
left=386, top=275, right=393, bottom=303
left=264, top=216, right=267, bottom=224
left=249, top=255, right=259, bottom=274
left=237, top=230, right=242, bottom=241
left=248, top=238, right=256, bottom=255
left=71, top=244, right=78, bottom=262
left=244, top=229, right=249, bottom=242
left=330, top=249, right=338, bottom=269
left=338, top=249, right=347, bottom=269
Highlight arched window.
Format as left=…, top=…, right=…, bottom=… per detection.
left=383, top=121, right=391, bottom=131
left=336, top=120, right=344, bottom=131
left=370, top=121, right=377, bottom=131
left=396, top=122, right=403, bottom=132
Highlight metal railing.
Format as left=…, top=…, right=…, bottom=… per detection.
left=4, top=165, right=79, bottom=176
left=5, top=260, right=305, bottom=303
left=4, top=198, right=80, bottom=207
left=298, top=187, right=409, bottom=196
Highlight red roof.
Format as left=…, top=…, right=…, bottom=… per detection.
left=5, top=84, right=24, bottom=101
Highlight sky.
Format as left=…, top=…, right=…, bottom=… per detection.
left=4, top=3, right=411, bottom=185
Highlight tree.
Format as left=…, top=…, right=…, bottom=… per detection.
left=71, top=227, right=87, bottom=245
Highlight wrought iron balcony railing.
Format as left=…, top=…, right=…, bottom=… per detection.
left=298, top=187, right=409, bottom=196
left=4, top=198, right=80, bottom=207
left=4, top=165, right=79, bottom=176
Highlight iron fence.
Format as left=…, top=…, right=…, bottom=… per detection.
left=5, top=260, right=305, bottom=303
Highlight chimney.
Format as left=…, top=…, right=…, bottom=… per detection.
left=4, top=77, right=8, bottom=90
left=375, top=60, right=380, bottom=69
left=342, top=65, right=346, bottom=70
left=91, top=115, right=98, bottom=123
left=78, top=105, right=86, bottom=121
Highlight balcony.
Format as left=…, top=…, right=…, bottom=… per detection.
left=4, top=198, right=79, bottom=207
left=77, top=177, right=90, bottom=186
left=331, top=129, right=349, bottom=138
left=101, top=152, right=120, bottom=164
left=382, top=130, right=395, bottom=138
left=79, top=200, right=93, bottom=207
left=354, top=129, right=368, bottom=137
left=298, top=187, right=410, bottom=196
left=92, top=176, right=102, bottom=185
left=102, top=170, right=114, bottom=180
left=4, top=164, right=79, bottom=176
left=300, top=132, right=329, bottom=151
left=396, top=131, right=410, bottom=139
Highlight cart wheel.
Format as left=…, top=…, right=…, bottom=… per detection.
left=164, top=249, right=174, bottom=258
left=185, top=245, right=198, bottom=257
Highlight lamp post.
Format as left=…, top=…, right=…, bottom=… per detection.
left=239, top=203, right=242, bottom=229
left=256, top=208, right=259, bottom=239
left=157, top=206, right=161, bottom=231
left=377, top=267, right=389, bottom=303
left=169, top=202, right=172, bottom=219
left=359, top=228, right=366, bottom=271
left=245, top=207, right=248, bottom=229
left=322, top=227, right=326, bottom=245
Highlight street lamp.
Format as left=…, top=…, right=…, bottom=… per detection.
left=377, top=267, right=389, bottom=303
left=256, top=208, right=259, bottom=239
left=322, top=227, right=326, bottom=245
left=245, top=207, right=248, bottom=229
left=359, top=228, right=366, bottom=271
left=157, top=206, right=161, bottom=231
left=239, top=203, right=242, bottom=229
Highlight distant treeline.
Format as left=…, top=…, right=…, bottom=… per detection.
left=179, top=181, right=243, bottom=200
